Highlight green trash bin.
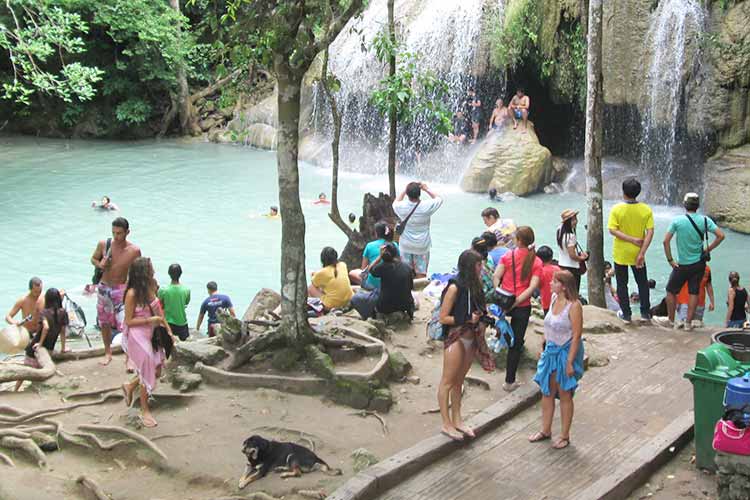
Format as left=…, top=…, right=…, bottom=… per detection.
left=684, top=343, right=745, bottom=470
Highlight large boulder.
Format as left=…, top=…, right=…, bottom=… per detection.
left=172, top=342, right=228, bottom=367
left=460, top=124, right=553, bottom=195
left=704, top=145, right=750, bottom=234
left=242, top=288, right=282, bottom=322
left=227, top=94, right=278, bottom=150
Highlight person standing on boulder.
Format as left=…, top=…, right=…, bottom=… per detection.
left=90, top=217, right=141, bottom=366
left=656, top=193, right=725, bottom=330
left=393, top=182, right=443, bottom=279
left=607, top=178, right=655, bottom=324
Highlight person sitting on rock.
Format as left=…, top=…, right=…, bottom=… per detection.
left=369, top=242, right=414, bottom=319
left=509, top=88, right=530, bottom=131
left=488, top=98, right=509, bottom=134
left=349, top=221, right=399, bottom=289
left=448, top=111, right=469, bottom=144
left=308, top=247, right=353, bottom=313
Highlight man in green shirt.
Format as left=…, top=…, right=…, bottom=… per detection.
left=158, top=264, right=191, bottom=341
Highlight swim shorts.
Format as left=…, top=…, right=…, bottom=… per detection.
left=207, top=323, right=221, bottom=338
left=402, top=251, right=430, bottom=275
left=169, top=323, right=190, bottom=341
left=97, top=283, right=126, bottom=331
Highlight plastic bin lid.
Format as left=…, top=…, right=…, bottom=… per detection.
left=685, top=343, right=743, bottom=382
left=727, top=372, right=750, bottom=394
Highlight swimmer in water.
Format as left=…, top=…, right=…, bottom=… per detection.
left=314, top=193, right=331, bottom=205
left=92, top=196, right=119, bottom=211
left=265, top=206, right=280, bottom=218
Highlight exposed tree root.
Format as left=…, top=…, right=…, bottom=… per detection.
left=52, top=345, right=123, bottom=362
left=349, top=410, right=388, bottom=435
left=0, top=347, right=55, bottom=384
left=0, top=406, right=24, bottom=416
left=69, top=431, right=132, bottom=451
left=0, top=393, right=121, bottom=425
left=0, top=452, right=14, bottom=467
left=0, top=436, right=46, bottom=468
left=0, top=428, right=31, bottom=439
left=465, top=375, right=491, bottom=390
left=228, top=327, right=286, bottom=370
left=151, top=433, right=191, bottom=441
left=63, top=386, right=120, bottom=401
left=210, top=494, right=281, bottom=500
left=78, top=425, right=167, bottom=461
left=76, top=475, right=112, bottom=500
left=294, top=490, right=327, bottom=500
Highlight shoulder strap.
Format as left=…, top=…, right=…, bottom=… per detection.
left=401, top=201, right=421, bottom=225
left=105, top=238, right=112, bottom=255
left=685, top=215, right=709, bottom=249
left=511, top=249, right=517, bottom=293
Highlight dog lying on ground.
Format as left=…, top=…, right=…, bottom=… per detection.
left=239, top=434, right=342, bottom=489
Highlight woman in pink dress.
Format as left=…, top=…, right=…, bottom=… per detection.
left=121, top=257, right=173, bottom=427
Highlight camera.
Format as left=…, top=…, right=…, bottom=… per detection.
left=478, top=314, right=494, bottom=325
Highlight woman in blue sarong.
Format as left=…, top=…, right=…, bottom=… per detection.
left=529, top=270, right=584, bottom=450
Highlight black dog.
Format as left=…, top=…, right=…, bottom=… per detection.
left=239, top=434, right=342, bottom=489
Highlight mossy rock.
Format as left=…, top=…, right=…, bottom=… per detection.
left=305, top=345, right=336, bottom=380
left=170, top=366, right=203, bottom=393
left=351, top=448, right=379, bottom=473
left=368, top=387, right=394, bottom=413
left=271, top=348, right=302, bottom=372
left=330, top=378, right=373, bottom=410
left=388, top=352, right=412, bottom=380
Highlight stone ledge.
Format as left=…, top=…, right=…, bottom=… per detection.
left=576, top=410, right=694, bottom=500
left=327, top=383, right=541, bottom=500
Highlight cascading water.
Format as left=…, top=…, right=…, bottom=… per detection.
left=640, top=0, right=706, bottom=203
left=312, top=0, right=504, bottom=183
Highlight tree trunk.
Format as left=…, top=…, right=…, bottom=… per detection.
left=387, top=0, right=397, bottom=199
left=320, top=49, right=352, bottom=238
left=339, top=193, right=397, bottom=269
left=169, top=0, right=201, bottom=136
left=584, top=0, right=605, bottom=307
left=0, top=347, right=55, bottom=383
left=274, top=62, right=314, bottom=344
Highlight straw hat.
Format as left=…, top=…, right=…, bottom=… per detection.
left=560, top=209, right=579, bottom=222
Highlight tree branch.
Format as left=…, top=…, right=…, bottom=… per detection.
left=314, top=0, right=365, bottom=54
left=189, top=69, right=242, bottom=103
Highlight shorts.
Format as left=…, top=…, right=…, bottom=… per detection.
left=169, top=323, right=190, bottom=341
left=402, top=251, right=430, bottom=275
left=207, top=323, right=221, bottom=338
left=676, top=304, right=704, bottom=322
left=666, top=261, right=706, bottom=295
left=728, top=320, right=746, bottom=328
left=97, top=283, right=126, bottom=331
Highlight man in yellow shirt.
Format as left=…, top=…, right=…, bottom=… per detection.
left=608, top=178, right=654, bottom=324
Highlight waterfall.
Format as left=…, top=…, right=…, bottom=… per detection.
left=640, top=0, right=706, bottom=203
left=312, top=0, right=502, bottom=183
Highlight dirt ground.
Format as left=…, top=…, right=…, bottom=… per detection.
left=0, top=300, right=537, bottom=500
left=628, top=441, right=718, bottom=500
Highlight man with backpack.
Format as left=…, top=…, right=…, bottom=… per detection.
left=656, top=193, right=725, bottom=330
left=393, top=182, right=443, bottom=278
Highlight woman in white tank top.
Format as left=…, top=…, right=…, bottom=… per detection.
left=528, top=269, right=584, bottom=450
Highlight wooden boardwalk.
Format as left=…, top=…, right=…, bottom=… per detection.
left=376, top=328, right=712, bottom=500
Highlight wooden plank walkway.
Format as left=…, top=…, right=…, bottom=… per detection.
left=376, top=328, right=713, bottom=500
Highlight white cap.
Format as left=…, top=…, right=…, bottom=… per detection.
left=683, top=192, right=700, bottom=203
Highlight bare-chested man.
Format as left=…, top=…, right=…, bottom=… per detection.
left=91, top=217, right=141, bottom=366
left=5, top=277, right=44, bottom=335
left=509, top=88, right=531, bottom=131
left=487, top=98, right=509, bottom=134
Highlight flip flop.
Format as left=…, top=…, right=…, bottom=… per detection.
left=552, top=438, right=570, bottom=449
left=441, top=429, right=464, bottom=442
left=528, top=431, right=551, bottom=443
left=456, top=426, right=476, bottom=439
left=141, top=416, right=158, bottom=428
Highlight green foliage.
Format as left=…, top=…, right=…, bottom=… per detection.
left=0, top=1, right=104, bottom=104
left=369, top=31, right=452, bottom=135
left=488, top=0, right=586, bottom=109
left=114, top=97, right=151, bottom=124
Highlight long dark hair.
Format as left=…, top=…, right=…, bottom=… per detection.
left=374, top=221, right=393, bottom=242
left=44, top=288, right=65, bottom=332
left=456, top=249, right=484, bottom=309
left=516, top=226, right=537, bottom=281
left=126, top=257, right=156, bottom=306
left=320, top=247, right=339, bottom=277
left=556, top=218, right=575, bottom=250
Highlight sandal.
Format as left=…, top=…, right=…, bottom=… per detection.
left=456, top=425, right=476, bottom=439
left=528, top=431, right=551, bottom=443
left=441, top=429, right=464, bottom=442
left=552, top=438, right=570, bottom=449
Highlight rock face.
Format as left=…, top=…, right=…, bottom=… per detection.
left=460, top=124, right=553, bottom=195
left=226, top=94, right=278, bottom=149
left=704, top=145, right=750, bottom=234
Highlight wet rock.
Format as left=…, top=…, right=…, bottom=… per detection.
left=705, top=145, right=750, bottom=234
left=460, top=125, right=552, bottom=196
left=170, top=366, right=203, bottom=393
left=543, top=182, right=563, bottom=194
left=351, top=448, right=379, bottom=473
left=368, top=388, right=394, bottom=413
left=305, top=345, right=336, bottom=380
left=172, top=342, right=228, bottom=367
left=388, top=352, right=412, bottom=380
left=242, top=288, right=282, bottom=322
